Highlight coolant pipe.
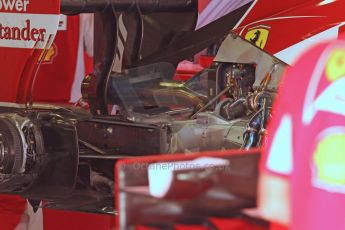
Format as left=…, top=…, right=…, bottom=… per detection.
left=224, top=98, right=246, bottom=120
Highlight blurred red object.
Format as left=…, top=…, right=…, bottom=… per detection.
left=174, top=60, right=204, bottom=81
left=43, top=209, right=113, bottom=230
left=270, top=223, right=288, bottom=230
left=0, top=195, right=27, bottom=230
left=209, top=218, right=268, bottom=230
left=175, top=225, right=210, bottom=230
left=135, top=219, right=267, bottom=230
left=199, top=55, right=215, bottom=68
left=136, top=226, right=161, bottom=230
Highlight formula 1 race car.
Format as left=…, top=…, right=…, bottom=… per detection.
left=0, top=0, right=265, bottom=214
left=1, top=0, right=345, bottom=228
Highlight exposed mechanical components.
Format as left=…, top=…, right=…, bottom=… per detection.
left=215, top=98, right=245, bottom=120
left=0, top=117, right=24, bottom=175
left=0, top=107, right=80, bottom=200
left=216, top=63, right=256, bottom=100
left=214, top=63, right=255, bottom=121
left=0, top=113, right=44, bottom=192
left=242, top=65, right=277, bottom=149
left=212, top=63, right=277, bottom=149
left=82, top=63, right=207, bottom=119
left=0, top=5, right=287, bottom=214
left=191, top=63, right=255, bottom=119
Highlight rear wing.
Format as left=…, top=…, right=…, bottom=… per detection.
left=116, top=149, right=260, bottom=229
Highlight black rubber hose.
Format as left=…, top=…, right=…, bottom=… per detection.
left=242, top=113, right=262, bottom=150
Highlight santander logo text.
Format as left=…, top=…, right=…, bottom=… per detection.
left=0, top=0, right=30, bottom=12
left=0, top=20, right=46, bottom=41
left=0, top=0, right=60, bottom=49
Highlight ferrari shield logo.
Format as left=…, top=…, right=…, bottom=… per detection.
left=38, top=43, right=58, bottom=64
left=245, top=26, right=270, bottom=49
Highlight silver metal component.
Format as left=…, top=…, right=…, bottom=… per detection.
left=215, top=32, right=287, bottom=92
left=79, top=139, right=107, bottom=155
left=0, top=114, right=29, bottom=173
left=191, top=86, right=231, bottom=119
left=169, top=112, right=251, bottom=153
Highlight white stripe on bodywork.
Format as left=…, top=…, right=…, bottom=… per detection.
left=302, top=43, right=345, bottom=125
left=112, top=14, right=128, bottom=73
left=196, top=0, right=254, bottom=29
left=70, top=14, right=95, bottom=103
left=266, top=114, right=294, bottom=175
left=233, top=0, right=258, bottom=29
left=238, top=15, right=324, bottom=36
left=304, top=76, right=345, bottom=124
left=275, top=23, right=345, bottom=64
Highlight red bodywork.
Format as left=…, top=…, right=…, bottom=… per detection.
left=176, top=0, right=345, bottom=81
left=0, top=0, right=60, bottom=102
left=0, top=1, right=113, bottom=229
left=0, top=1, right=60, bottom=229
left=235, top=0, right=345, bottom=63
